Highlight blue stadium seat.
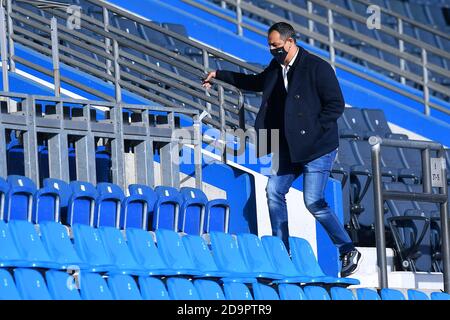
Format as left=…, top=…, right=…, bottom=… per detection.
left=260, top=236, right=315, bottom=284
left=39, top=221, right=87, bottom=270
left=94, top=183, right=124, bottom=228
left=194, top=279, right=226, bottom=300
left=9, top=219, right=60, bottom=269
left=303, top=286, right=331, bottom=300
left=42, top=178, right=72, bottom=225
left=45, top=270, right=81, bottom=300
left=126, top=227, right=176, bottom=276
left=68, top=181, right=97, bottom=226
left=205, top=199, right=230, bottom=233
left=127, top=184, right=158, bottom=230
left=155, top=229, right=203, bottom=276
left=5, top=175, right=36, bottom=221
left=362, top=108, right=392, bottom=137
left=342, top=108, right=374, bottom=138
left=166, top=278, right=200, bottom=300
left=278, top=284, right=307, bottom=300
left=0, top=269, right=21, bottom=300
left=0, top=220, right=26, bottom=267
left=121, top=190, right=151, bottom=230
left=32, top=183, right=60, bottom=224
left=209, top=232, right=258, bottom=282
left=154, top=186, right=182, bottom=231
left=223, top=282, right=253, bottom=300
left=407, top=289, right=430, bottom=300
left=236, top=233, right=286, bottom=280
left=182, top=234, right=230, bottom=278
left=0, top=177, right=8, bottom=220
left=79, top=272, right=114, bottom=300
left=330, top=287, right=356, bottom=300
left=356, top=288, right=381, bottom=300
left=179, top=187, right=208, bottom=235
left=108, top=274, right=142, bottom=300
left=380, top=288, right=406, bottom=300
left=289, top=237, right=360, bottom=285
left=252, top=283, right=280, bottom=300
left=72, top=223, right=116, bottom=273
left=430, top=292, right=450, bottom=300
left=138, top=277, right=171, bottom=300
left=14, top=268, right=52, bottom=300
left=100, top=226, right=147, bottom=275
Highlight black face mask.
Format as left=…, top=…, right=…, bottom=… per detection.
left=270, top=44, right=290, bottom=64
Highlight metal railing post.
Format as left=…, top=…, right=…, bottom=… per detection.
left=193, top=113, right=203, bottom=190
left=50, top=17, right=61, bottom=97
left=327, top=8, right=336, bottom=70
left=422, top=148, right=432, bottom=193
left=421, top=48, right=430, bottom=116
left=103, top=7, right=112, bottom=76
left=202, top=48, right=212, bottom=115
left=397, top=18, right=405, bottom=85
left=218, top=85, right=226, bottom=163
left=307, top=1, right=314, bottom=46
left=0, top=5, right=9, bottom=92
left=6, top=0, right=14, bottom=72
left=236, top=0, right=243, bottom=36
left=369, top=136, right=389, bottom=289
left=237, top=90, right=245, bottom=130
left=437, top=148, right=450, bottom=293
left=113, top=39, right=122, bottom=102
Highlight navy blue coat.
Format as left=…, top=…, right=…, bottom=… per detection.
left=216, top=47, right=345, bottom=163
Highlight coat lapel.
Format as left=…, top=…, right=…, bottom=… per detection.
left=286, top=47, right=308, bottom=96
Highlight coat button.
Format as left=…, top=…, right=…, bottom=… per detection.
left=297, top=112, right=303, bottom=117
left=300, top=130, right=306, bottom=135
left=295, top=95, right=300, bottom=99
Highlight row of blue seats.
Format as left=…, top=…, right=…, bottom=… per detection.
left=0, top=175, right=229, bottom=234
left=1, top=268, right=449, bottom=300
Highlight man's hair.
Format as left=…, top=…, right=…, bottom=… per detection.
left=268, top=22, right=296, bottom=42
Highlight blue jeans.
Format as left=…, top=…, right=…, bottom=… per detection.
left=266, top=148, right=355, bottom=255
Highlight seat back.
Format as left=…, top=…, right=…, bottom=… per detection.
left=194, top=280, right=225, bottom=300
left=72, top=224, right=114, bottom=272
left=330, top=287, right=356, bottom=300
left=108, top=274, right=142, bottom=300
left=380, top=288, right=406, bottom=300
left=252, top=283, right=280, bottom=300
left=303, top=286, right=331, bottom=300
left=0, top=177, right=9, bottom=221
left=6, top=175, right=36, bottom=221
left=14, top=268, right=52, bottom=300
left=179, top=187, right=208, bottom=235
left=209, top=232, right=250, bottom=274
left=289, top=237, right=325, bottom=277
left=69, top=181, right=97, bottom=226
left=127, top=184, right=157, bottom=229
left=261, top=236, right=300, bottom=277
left=407, top=289, right=429, bottom=300
left=100, top=226, right=142, bottom=273
left=39, top=221, right=84, bottom=269
left=205, top=199, right=229, bottom=233
left=154, top=186, right=182, bottom=231
left=0, top=220, right=22, bottom=265
left=183, top=234, right=220, bottom=273
left=430, top=292, right=450, bottom=300
left=32, top=184, right=60, bottom=224
left=0, top=269, right=21, bottom=300
left=43, top=178, right=71, bottom=225
left=223, top=283, right=253, bottom=300
left=278, top=284, right=307, bottom=300
left=95, top=183, right=124, bottom=228
left=237, top=233, right=278, bottom=275
left=80, top=272, right=113, bottom=300
left=138, top=277, right=170, bottom=300
left=166, top=278, right=200, bottom=300
left=45, top=270, right=81, bottom=300
left=342, top=108, right=371, bottom=134
left=362, top=108, right=391, bottom=136
left=356, top=288, right=381, bottom=300
left=156, top=229, right=197, bottom=271
left=126, top=228, right=169, bottom=273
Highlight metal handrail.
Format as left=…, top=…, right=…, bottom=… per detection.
left=369, top=136, right=449, bottom=293
left=187, top=0, right=450, bottom=116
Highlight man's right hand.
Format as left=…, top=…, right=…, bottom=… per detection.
left=202, top=71, right=217, bottom=89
